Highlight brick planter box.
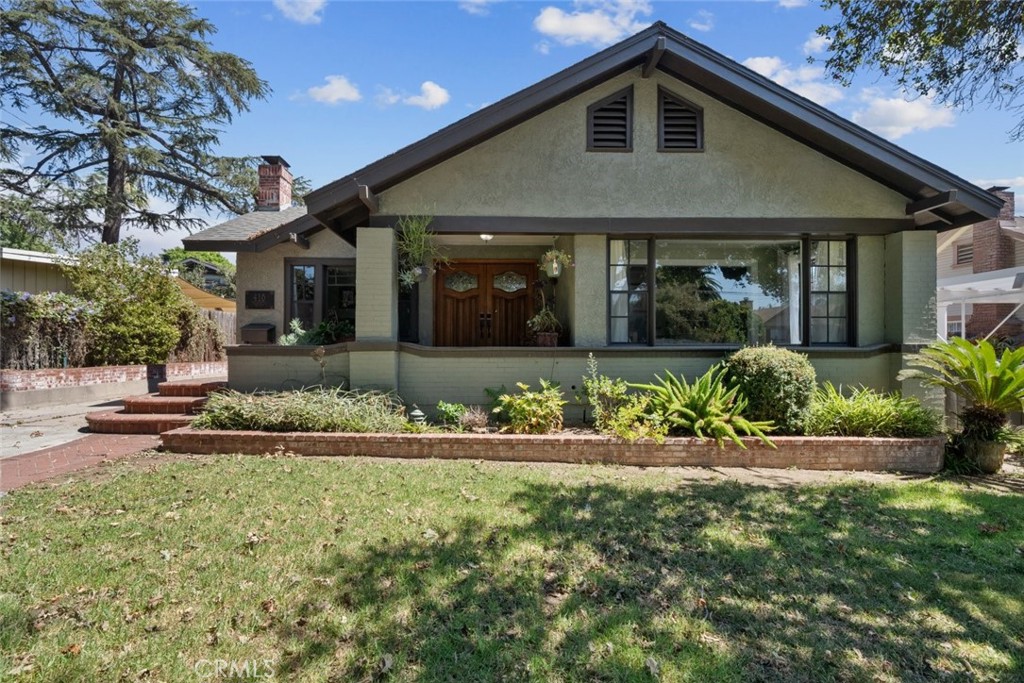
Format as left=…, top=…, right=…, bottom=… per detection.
left=161, top=428, right=945, bottom=473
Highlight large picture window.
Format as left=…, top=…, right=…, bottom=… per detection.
left=287, top=260, right=356, bottom=333
left=609, top=238, right=852, bottom=346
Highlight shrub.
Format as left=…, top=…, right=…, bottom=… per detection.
left=1, top=290, right=93, bottom=369
left=167, top=304, right=224, bottom=363
left=805, top=383, right=941, bottom=438
left=579, top=353, right=629, bottom=431
left=436, top=400, right=467, bottom=426
left=459, top=406, right=490, bottom=431
left=604, top=393, right=669, bottom=443
left=724, top=345, right=816, bottom=434
left=630, top=365, right=774, bottom=448
left=279, top=318, right=354, bottom=346
left=62, top=240, right=186, bottom=365
left=494, top=379, right=566, bottom=434
left=193, top=387, right=410, bottom=433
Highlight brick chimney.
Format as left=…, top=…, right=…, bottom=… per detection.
left=256, top=155, right=293, bottom=211
left=967, top=187, right=1020, bottom=337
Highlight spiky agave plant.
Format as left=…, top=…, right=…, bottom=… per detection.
left=898, top=338, right=1024, bottom=440
left=630, top=364, right=775, bottom=449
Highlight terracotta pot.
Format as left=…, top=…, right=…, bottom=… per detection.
left=536, top=332, right=558, bottom=347
left=963, top=439, right=1005, bottom=474
left=543, top=261, right=562, bottom=279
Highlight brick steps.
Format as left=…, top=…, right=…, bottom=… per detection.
left=158, top=379, right=227, bottom=397
left=123, top=395, right=207, bottom=415
left=86, top=377, right=225, bottom=435
left=86, top=411, right=194, bottom=435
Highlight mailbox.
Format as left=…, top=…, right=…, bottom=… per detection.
left=240, top=323, right=275, bottom=344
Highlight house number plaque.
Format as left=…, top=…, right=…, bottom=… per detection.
left=245, top=290, right=275, bottom=309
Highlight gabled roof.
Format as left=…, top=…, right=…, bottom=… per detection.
left=190, top=22, right=1003, bottom=251
left=183, top=205, right=322, bottom=252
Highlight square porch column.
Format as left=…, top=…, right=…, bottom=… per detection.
left=572, top=234, right=608, bottom=346
left=351, top=227, right=399, bottom=390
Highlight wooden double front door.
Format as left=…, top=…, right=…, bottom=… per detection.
left=434, top=261, right=536, bottom=346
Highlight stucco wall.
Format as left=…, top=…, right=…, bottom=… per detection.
left=227, top=347, right=350, bottom=392
left=235, top=229, right=356, bottom=336
left=380, top=68, right=908, bottom=220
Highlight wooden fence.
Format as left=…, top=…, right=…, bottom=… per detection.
left=205, top=309, right=236, bottom=346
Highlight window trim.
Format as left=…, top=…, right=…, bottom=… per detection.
left=605, top=236, right=856, bottom=347
left=284, top=257, right=356, bottom=331
left=657, top=86, right=704, bottom=153
left=586, top=85, right=633, bottom=153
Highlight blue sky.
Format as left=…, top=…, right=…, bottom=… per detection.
left=41, top=1, right=1024, bottom=253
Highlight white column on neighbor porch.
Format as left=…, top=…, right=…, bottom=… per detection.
left=936, top=302, right=948, bottom=340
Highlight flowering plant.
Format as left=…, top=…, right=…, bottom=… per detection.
left=540, top=249, right=574, bottom=269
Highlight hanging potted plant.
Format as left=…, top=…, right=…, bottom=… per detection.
left=395, top=215, right=446, bottom=288
left=540, top=249, right=574, bottom=279
left=528, top=307, right=562, bottom=347
left=898, top=337, right=1024, bottom=473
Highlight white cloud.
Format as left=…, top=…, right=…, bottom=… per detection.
left=851, top=91, right=955, bottom=139
left=802, top=33, right=830, bottom=55
left=375, top=86, right=401, bottom=107
left=403, top=81, right=450, bottom=110
left=688, top=10, right=714, bottom=33
left=741, top=56, right=845, bottom=105
left=272, top=0, right=326, bottom=24
left=778, top=0, right=807, bottom=7
left=533, top=0, right=652, bottom=48
left=535, top=40, right=552, bottom=55
left=972, top=176, right=1024, bottom=196
left=307, top=75, right=362, bottom=104
left=459, top=0, right=496, bottom=16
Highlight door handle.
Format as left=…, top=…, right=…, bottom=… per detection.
left=479, top=312, right=492, bottom=339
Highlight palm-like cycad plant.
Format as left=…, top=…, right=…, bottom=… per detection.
left=897, top=337, right=1024, bottom=439
left=630, top=364, right=775, bottom=449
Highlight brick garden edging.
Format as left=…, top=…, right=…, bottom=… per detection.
left=160, top=428, right=945, bottom=473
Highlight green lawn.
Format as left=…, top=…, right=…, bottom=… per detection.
left=1, top=455, right=1022, bottom=682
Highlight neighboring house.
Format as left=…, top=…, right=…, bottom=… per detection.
left=0, top=247, right=72, bottom=294
left=936, top=188, right=1024, bottom=340
left=165, top=256, right=231, bottom=291
left=184, top=23, right=1002, bottom=407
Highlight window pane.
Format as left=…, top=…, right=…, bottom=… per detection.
left=829, top=318, right=847, bottom=344
left=811, top=293, right=828, bottom=317
left=290, top=265, right=316, bottom=330
left=830, top=241, right=847, bottom=266
left=325, top=265, right=356, bottom=330
left=629, top=240, right=648, bottom=263
left=829, top=267, right=847, bottom=292
left=811, top=318, right=828, bottom=344
left=609, top=240, right=627, bottom=265
left=811, top=266, right=828, bottom=291
left=654, top=239, right=801, bottom=345
left=610, top=266, right=628, bottom=290
left=811, top=241, right=829, bottom=265
left=611, top=293, right=629, bottom=316
left=610, top=318, right=628, bottom=343
left=828, top=293, right=847, bottom=317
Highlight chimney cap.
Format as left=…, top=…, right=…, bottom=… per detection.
left=261, top=155, right=290, bottom=168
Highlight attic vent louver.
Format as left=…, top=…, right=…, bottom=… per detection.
left=659, top=87, right=703, bottom=152
left=587, top=86, right=633, bottom=152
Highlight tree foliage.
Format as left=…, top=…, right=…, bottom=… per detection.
left=61, top=239, right=187, bottom=364
left=816, top=0, right=1024, bottom=140
left=0, top=194, right=57, bottom=251
left=0, top=0, right=270, bottom=243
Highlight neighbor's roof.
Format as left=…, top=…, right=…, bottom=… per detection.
left=174, top=277, right=237, bottom=312
left=183, top=205, right=319, bottom=252
left=187, top=21, right=1004, bottom=252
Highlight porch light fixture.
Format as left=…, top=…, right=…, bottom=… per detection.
left=479, top=233, right=494, bottom=242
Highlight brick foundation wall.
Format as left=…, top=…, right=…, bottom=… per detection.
left=162, top=429, right=944, bottom=473
left=1, top=361, right=226, bottom=393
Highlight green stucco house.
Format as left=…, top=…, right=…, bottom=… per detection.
left=185, top=22, right=1002, bottom=409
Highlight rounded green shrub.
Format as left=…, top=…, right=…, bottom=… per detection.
left=724, top=345, right=816, bottom=434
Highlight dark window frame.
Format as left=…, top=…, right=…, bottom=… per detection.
left=657, top=86, right=704, bottom=153
left=284, top=257, right=356, bottom=331
left=606, top=236, right=856, bottom=347
left=586, top=85, right=633, bottom=153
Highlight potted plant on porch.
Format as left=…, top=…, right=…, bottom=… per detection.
left=395, top=215, right=446, bottom=288
left=898, top=337, right=1024, bottom=473
left=528, top=307, right=561, bottom=347
left=540, top=248, right=574, bottom=279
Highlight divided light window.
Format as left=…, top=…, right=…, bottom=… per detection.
left=658, top=87, right=703, bottom=152
left=608, top=238, right=853, bottom=347
left=587, top=86, right=633, bottom=152
left=287, top=260, right=356, bottom=333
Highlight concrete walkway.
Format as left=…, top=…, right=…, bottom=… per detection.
left=0, top=398, right=159, bottom=492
